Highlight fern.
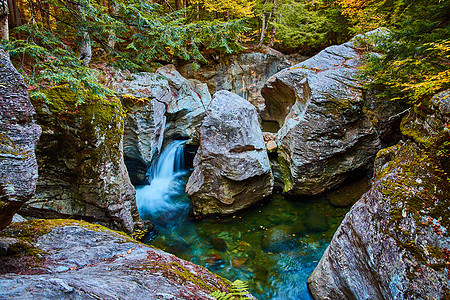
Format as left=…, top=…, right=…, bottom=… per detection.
left=210, top=280, right=251, bottom=300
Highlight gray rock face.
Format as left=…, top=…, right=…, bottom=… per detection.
left=157, top=65, right=212, bottom=144
left=261, top=30, right=387, bottom=195
left=0, top=220, right=236, bottom=299
left=0, top=49, right=41, bottom=230
left=109, top=72, right=170, bottom=185
left=179, top=47, right=291, bottom=111
left=23, top=87, right=139, bottom=233
left=186, top=91, right=273, bottom=216
left=308, top=90, right=450, bottom=299
left=111, top=71, right=171, bottom=167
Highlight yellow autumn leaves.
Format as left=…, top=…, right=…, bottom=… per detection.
left=190, top=0, right=255, bottom=18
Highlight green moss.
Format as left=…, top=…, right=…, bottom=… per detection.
left=277, top=154, right=293, bottom=193
left=427, top=245, right=444, bottom=260
left=1, top=219, right=135, bottom=243
left=374, top=126, right=449, bottom=266
left=138, top=257, right=233, bottom=295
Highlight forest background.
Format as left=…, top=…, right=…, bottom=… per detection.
left=0, top=0, right=448, bottom=107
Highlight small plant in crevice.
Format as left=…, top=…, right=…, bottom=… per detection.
left=210, top=279, right=251, bottom=300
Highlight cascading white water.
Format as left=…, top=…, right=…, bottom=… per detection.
left=136, top=140, right=189, bottom=223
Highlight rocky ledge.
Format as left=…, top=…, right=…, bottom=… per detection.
left=0, top=219, right=240, bottom=299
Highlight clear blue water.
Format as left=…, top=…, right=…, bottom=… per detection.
left=136, top=141, right=369, bottom=299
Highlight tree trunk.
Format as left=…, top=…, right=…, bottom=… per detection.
left=268, top=0, right=277, bottom=47
left=258, top=11, right=266, bottom=47
left=107, top=0, right=117, bottom=53
left=0, top=0, right=8, bottom=40
left=7, top=0, right=20, bottom=28
left=76, top=4, right=91, bottom=66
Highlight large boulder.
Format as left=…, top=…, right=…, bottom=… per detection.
left=22, top=87, right=139, bottom=233
left=261, top=29, right=392, bottom=195
left=0, top=219, right=240, bottom=299
left=0, top=49, right=41, bottom=230
left=307, top=90, right=450, bottom=299
left=186, top=90, right=273, bottom=216
left=179, top=47, right=291, bottom=111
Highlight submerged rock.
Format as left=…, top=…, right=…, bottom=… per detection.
left=186, top=91, right=273, bottom=216
left=308, top=90, right=450, bottom=299
left=304, top=211, right=329, bottom=233
left=0, top=219, right=238, bottom=299
left=23, top=87, right=139, bottom=233
left=261, top=224, right=297, bottom=253
left=0, top=49, right=41, bottom=230
left=261, top=29, right=397, bottom=195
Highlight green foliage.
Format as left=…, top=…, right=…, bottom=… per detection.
left=3, top=0, right=248, bottom=104
left=357, top=0, right=450, bottom=105
left=210, top=279, right=250, bottom=300
left=271, top=0, right=327, bottom=49
left=1, top=25, right=113, bottom=104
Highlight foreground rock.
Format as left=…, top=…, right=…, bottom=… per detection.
left=308, top=90, right=450, bottom=299
left=261, top=29, right=397, bottom=195
left=0, top=219, right=238, bottom=299
left=186, top=91, right=273, bottom=216
left=23, top=87, right=139, bottom=233
left=0, top=49, right=41, bottom=230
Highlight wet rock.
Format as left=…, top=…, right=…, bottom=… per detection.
left=0, top=219, right=237, bottom=299
left=304, top=211, right=329, bottom=233
left=308, top=90, right=450, bottom=299
left=261, top=29, right=398, bottom=195
left=186, top=91, right=273, bottom=216
left=179, top=47, right=291, bottom=111
left=291, top=220, right=306, bottom=234
left=23, top=87, right=139, bottom=233
left=0, top=49, right=41, bottom=230
left=231, top=258, right=247, bottom=268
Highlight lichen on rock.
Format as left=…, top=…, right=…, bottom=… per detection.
left=23, top=86, right=139, bottom=233
left=0, top=219, right=237, bottom=299
left=307, top=90, right=450, bottom=299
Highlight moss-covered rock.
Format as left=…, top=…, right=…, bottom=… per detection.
left=0, top=219, right=239, bottom=299
left=308, top=90, right=450, bottom=299
left=24, top=86, right=139, bottom=233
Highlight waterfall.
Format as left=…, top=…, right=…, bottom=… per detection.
left=136, top=140, right=189, bottom=223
